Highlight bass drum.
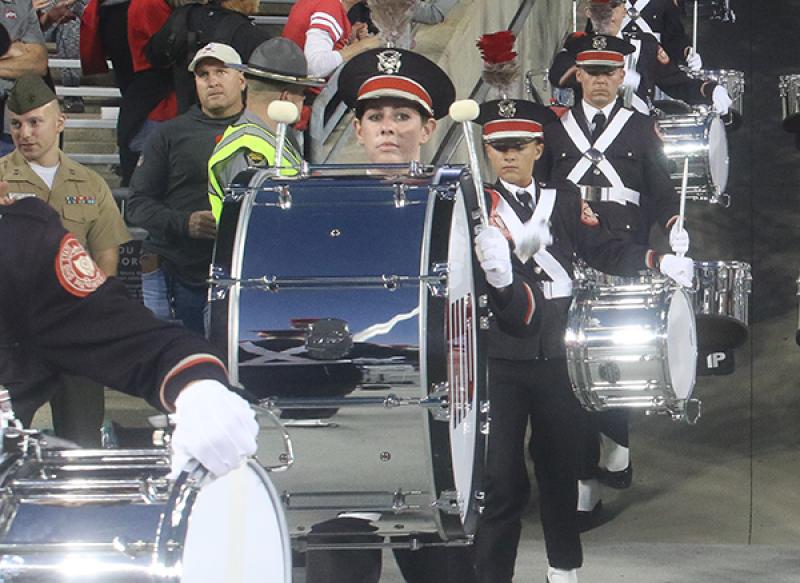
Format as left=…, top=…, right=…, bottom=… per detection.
left=209, top=165, right=489, bottom=543
left=655, top=106, right=729, bottom=204
left=565, top=280, right=698, bottom=419
left=0, top=448, right=290, bottom=582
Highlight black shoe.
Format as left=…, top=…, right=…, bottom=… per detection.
left=597, top=464, right=633, bottom=489
left=577, top=500, right=603, bottom=532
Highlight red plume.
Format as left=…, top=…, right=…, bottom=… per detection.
left=477, top=31, right=519, bottom=94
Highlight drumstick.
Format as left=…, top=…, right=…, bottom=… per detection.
left=449, top=99, right=490, bottom=227
left=677, top=157, right=689, bottom=257
left=267, top=101, right=300, bottom=171
left=692, top=1, right=699, bottom=54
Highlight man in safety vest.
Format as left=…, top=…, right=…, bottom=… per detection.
left=207, top=37, right=325, bottom=222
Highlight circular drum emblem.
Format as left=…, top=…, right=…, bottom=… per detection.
left=55, top=234, right=106, bottom=297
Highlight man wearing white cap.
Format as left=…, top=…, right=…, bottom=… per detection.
left=127, top=43, right=245, bottom=333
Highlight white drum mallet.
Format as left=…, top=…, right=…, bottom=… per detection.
left=266, top=100, right=300, bottom=171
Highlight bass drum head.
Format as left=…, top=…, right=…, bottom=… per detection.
left=666, top=288, right=697, bottom=401
left=446, top=189, right=480, bottom=531
left=707, top=115, right=729, bottom=194
left=182, top=462, right=291, bottom=583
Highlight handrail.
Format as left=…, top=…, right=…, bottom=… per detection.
left=431, top=0, right=538, bottom=165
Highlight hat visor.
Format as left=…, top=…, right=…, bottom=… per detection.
left=484, top=137, right=537, bottom=149
left=578, top=64, right=622, bottom=75
left=228, top=63, right=326, bottom=87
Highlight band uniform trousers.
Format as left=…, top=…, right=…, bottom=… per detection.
left=475, top=357, right=585, bottom=580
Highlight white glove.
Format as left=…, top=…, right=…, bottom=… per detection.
left=668, top=223, right=690, bottom=255
left=474, top=226, right=513, bottom=289
left=659, top=254, right=694, bottom=288
left=516, top=218, right=552, bottom=263
left=712, top=85, right=732, bottom=115
left=623, top=68, right=641, bottom=91
left=171, top=380, right=258, bottom=478
left=685, top=49, right=703, bottom=71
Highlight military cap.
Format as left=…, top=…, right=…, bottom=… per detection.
left=477, top=99, right=557, bottom=146
left=338, top=48, right=455, bottom=120
left=7, top=74, right=58, bottom=115
left=227, top=38, right=325, bottom=87
left=567, top=33, right=635, bottom=72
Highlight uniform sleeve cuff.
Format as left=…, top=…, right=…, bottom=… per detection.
left=160, top=354, right=229, bottom=411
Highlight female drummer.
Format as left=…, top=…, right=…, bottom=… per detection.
left=473, top=97, right=694, bottom=583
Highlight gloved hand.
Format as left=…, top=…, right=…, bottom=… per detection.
left=474, top=226, right=513, bottom=289
left=659, top=254, right=694, bottom=288
left=712, top=85, right=733, bottom=116
left=669, top=223, right=690, bottom=255
left=685, top=49, right=703, bottom=71
left=623, top=68, right=641, bottom=91
left=171, top=380, right=258, bottom=478
left=516, top=218, right=553, bottom=263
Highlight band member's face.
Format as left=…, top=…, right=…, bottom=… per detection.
left=355, top=102, right=436, bottom=164
left=484, top=140, right=543, bottom=188
left=576, top=67, right=624, bottom=108
left=609, top=3, right=627, bottom=33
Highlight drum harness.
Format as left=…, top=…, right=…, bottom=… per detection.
left=622, top=0, right=661, bottom=41
left=561, top=108, right=642, bottom=208
left=492, top=188, right=573, bottom=300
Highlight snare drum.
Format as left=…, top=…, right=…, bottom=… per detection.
left=565, top=280, right=698, bottom=419
left=687, top=69, right=745, bottom=116
left=656, top=107, right=729, bottom=204
left=0, top=449, right=290, bottom=582
left=209, top=166, right=489, bottom=542
left=693, top=261, right=751, bottom=350
left=779, top=74, right=800, bottom=132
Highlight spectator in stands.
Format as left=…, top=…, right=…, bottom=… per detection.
left=116, top=0, right=177, bottom=186
left=348, top=0, right=459, bottom=32
left=0, top=74, right=130, bottom=446
left=35, top=0, right=88, bottom=113
left=146, top=0, right=271, bottom=114
left=127, top=43, right=245, bottom=333
left=80, top=0, right=135, bottom=95
left=283, top=0, right=379, bottom=79
left=207, top=38, right=324, bottom=222
left=0, top=15, right=48, bottom=156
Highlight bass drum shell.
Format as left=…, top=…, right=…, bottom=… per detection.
left=0, top=450, right=290, bottom=582
left=209, top=166, right=489, bottom=541
left=565, top=282, right=697, bottom=415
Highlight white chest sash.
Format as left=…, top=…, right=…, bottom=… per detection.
left=562, top=109, right=640, bottom=206
left=530, top=189, right=573, bottom=299
left=622, top=0, right=660, bottom=39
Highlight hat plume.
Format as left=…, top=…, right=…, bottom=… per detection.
left=477, top=31, right=520, bottom=97
left=367, top=0, right=419, bottom=48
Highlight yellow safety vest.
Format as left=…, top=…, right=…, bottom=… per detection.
left=207, top=122, right=303, bottom=222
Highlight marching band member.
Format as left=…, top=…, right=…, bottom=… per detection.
left=539, top=33, right=693, bottom=526
left=553, top=1, right=731, bottom=117
left=587, top=0, right=702, bottom=69
left=473, top=94, right=694, bottom=583
left=302, top=47, right=495, bottom=583
left=0, top=191, right=258, bottom=479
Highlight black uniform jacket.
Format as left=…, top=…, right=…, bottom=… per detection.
left=549, top=35, right=713, bottom=110
left=486, top=181, right=651, bottom=359
left=537, top=99, right=678, bottom=243
left=586, top=0, right=691, bottom=63
left=0, top=198, right=229, bottom=412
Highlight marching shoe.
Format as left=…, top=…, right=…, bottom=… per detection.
left=577, top=479, right=603, bottom=532
left=597, top=463, right=633, bottom=489
left=546, top=567, right=578, bottom=583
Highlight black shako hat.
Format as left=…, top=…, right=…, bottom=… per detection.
left=338, top=48, right=455, bottom=120
left=477, top=99, right=557, bottom=145
left=566, top=33, right=635, bottom=72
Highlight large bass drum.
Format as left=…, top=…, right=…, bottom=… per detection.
left=565, top=279, right=698, bottom=420
left=209, top=165, right=489, bottom=543
left=655, top=105, right=729, bottom=205
left=0, top=448, right=290, bottom=582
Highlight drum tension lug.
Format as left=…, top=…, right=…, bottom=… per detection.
left=393, top=183, right=408, bottom=208
left=434, top=490, right=461, bottom=515
left=423, top=383, right=450, bottom=422
left=427, top=263, right=449, bottom=297
left=278, top=186, right=292, bottom=210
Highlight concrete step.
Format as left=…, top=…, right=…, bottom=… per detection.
left=63, top=141, right=118, bottom=155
